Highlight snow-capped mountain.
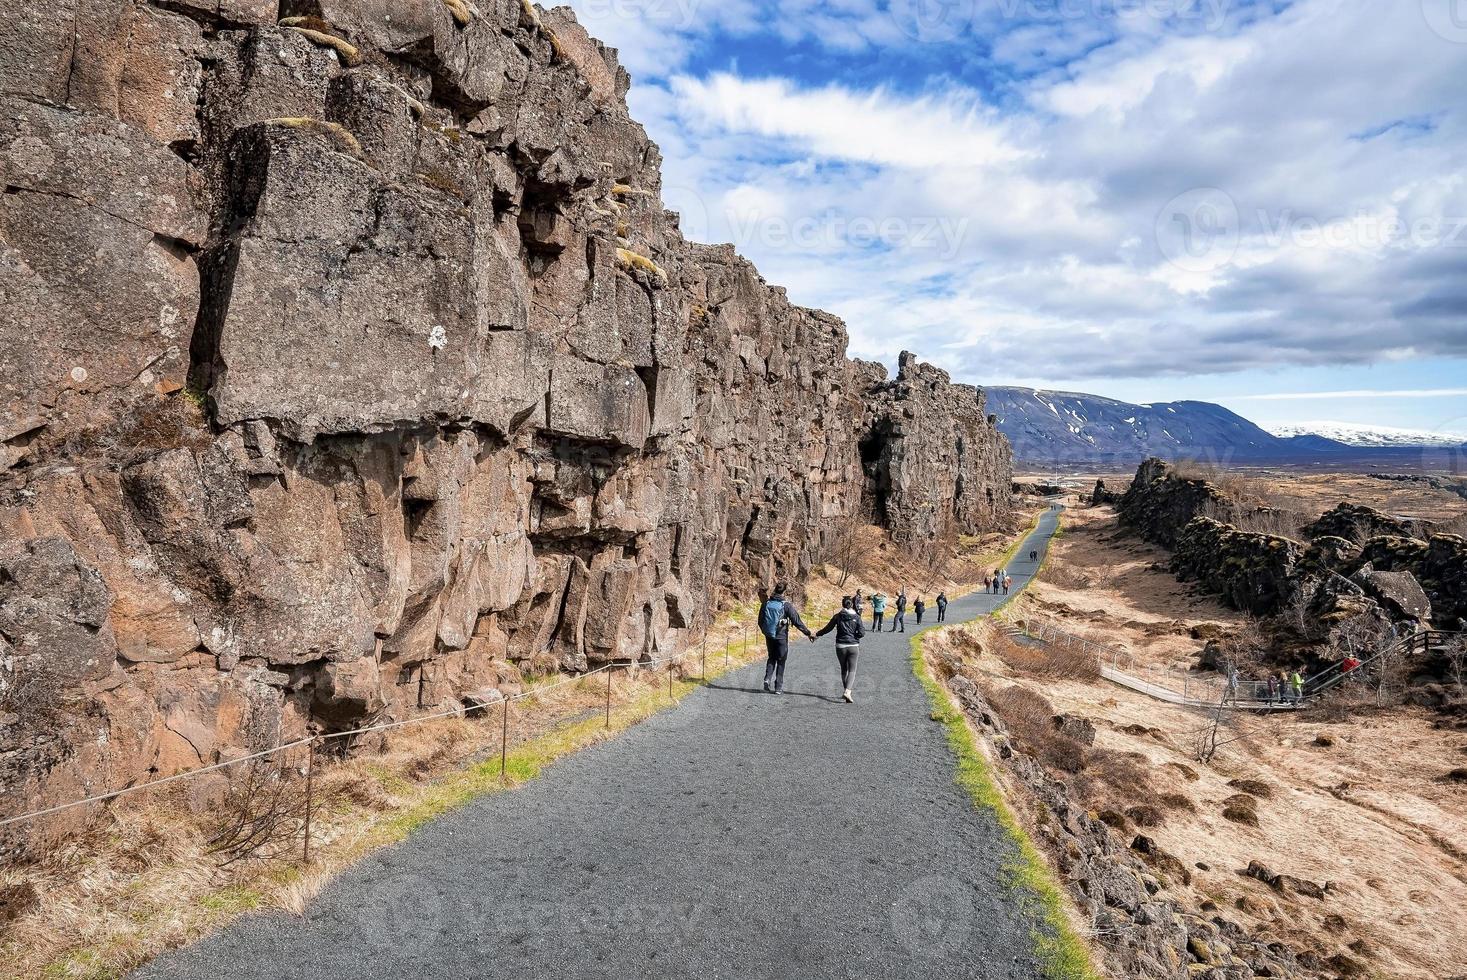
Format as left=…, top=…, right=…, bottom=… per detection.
left=985, top=388, right=1315, bottom=464
left=1268, top=422, right=1467, bottom=449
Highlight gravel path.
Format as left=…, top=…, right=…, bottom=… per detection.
left=136, top=507, right=1064, bottom=980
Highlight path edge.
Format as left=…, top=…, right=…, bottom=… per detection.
left=908, top=623, right=1102, bottom=980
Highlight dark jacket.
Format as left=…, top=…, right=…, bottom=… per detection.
left=760, top=598, right=813, bottom=639
left=817, top=608, right=866, bottom=647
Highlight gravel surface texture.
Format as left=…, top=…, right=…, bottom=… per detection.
left=136, top=508, right=1064, bottom=980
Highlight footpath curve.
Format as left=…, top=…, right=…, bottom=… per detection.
left=136, top=507, right=1065, bottom=980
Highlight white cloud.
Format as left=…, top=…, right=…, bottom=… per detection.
left=579, top=0, right=1467, bottom=385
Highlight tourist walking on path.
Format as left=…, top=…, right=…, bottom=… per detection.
left=815, top=596, right=866, bottom=703
left=1291, top=670, right=1305, bottom=704
left=758, top=584, right=814, bottom=694
left=1266, top=675, right=1278, bottom=704
left=893, top=591, right=908, bottom=632
left=1225, top=665, right=1241, bottom=704
left=914, top=597, right=926, bottom=624
left=1002, top=574, right=1012, bottom=595
left=936, top=592, right=949, bottom=622
left=871, top=592, right=886, bottom=631
left=983, top=575, right=992, bottom=594
left=852, top=590, right=864, bottom=621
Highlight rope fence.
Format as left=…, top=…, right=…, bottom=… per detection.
left=0, top=622, right=761, bottom=850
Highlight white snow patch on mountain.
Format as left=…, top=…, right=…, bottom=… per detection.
left=1269, top=422, right=1467, bottom=448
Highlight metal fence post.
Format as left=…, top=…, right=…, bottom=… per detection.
left=500, top=697, right=510, bottom=784
left=605, top=668, right=613, bottom=729
left=302, top=736, right=316, bottom=863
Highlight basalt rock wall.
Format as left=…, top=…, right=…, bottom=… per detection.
left=0, top=0, right=1012, bottom=845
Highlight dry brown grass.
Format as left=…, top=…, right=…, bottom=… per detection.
left=988, top=629, right=1101, bottom=682
left=987, top=686, right=1090, bottom=775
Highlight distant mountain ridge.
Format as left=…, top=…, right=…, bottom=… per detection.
left=985, top=387, right=1359, bottom=464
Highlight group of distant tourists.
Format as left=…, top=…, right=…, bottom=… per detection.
left=984, top=569, right=1014, bottom=595
left=754, top=585, right=949, bottom=703
left=853, top=588, right=948, bottom=634
left=1225, top=664, right=1308, bottom=705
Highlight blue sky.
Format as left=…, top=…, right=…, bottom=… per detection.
left=566, top=0, right=1467, bottom=438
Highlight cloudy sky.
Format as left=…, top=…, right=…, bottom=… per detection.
left=566, top=0, right=1467, bottom=437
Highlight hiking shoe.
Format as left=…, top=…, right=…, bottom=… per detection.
left=843, top=690, right=853, bottom=703
left=762, top=684, right=773, bottom=693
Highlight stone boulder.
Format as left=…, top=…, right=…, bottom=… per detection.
left=1352, top=568, right=1433, bottom=625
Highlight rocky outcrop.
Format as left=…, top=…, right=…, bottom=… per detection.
left=1117, top=459, right=1237, bottom=549
left=1301, top=503, right=1425, bottom=544
left=1350, top=533, right=1467, bottom=628
left=856, top=353, right=1011, bottom=554
left=1172, top=518, right=1304, bottom=616
left=0, top=1, right=1012, bottom=846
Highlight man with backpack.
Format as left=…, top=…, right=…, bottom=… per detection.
left=758, top=583, right=814, bottom=694
left=815, top=596, right=866, bottom=703
left=936, top=592, right=949, bottom=622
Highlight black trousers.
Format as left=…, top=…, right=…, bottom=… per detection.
left=836, top=646, right=859, bottom=690
left=937, top=606, right=947, bottom=621
left=763, top=635, right=789, bottom=690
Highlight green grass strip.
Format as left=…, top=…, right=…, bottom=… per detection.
left=909, top=627, right=1101, bottom=980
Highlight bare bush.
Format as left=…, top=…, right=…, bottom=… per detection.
left=207, top=755, right=308, bottom=867
left=1446, top=636, right=1467, bottom=692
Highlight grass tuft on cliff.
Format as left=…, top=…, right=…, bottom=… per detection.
left=280, top=27, right=362, bottom=67
left=909, top=627, right=1101, bottom=980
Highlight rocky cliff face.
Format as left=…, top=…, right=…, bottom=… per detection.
left=856, top=353, right=1011, bottom=554
left=0, top=0, right=1013, bottom=843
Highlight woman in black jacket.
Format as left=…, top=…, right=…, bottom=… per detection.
left=816, top=596, right=867, bottom=703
